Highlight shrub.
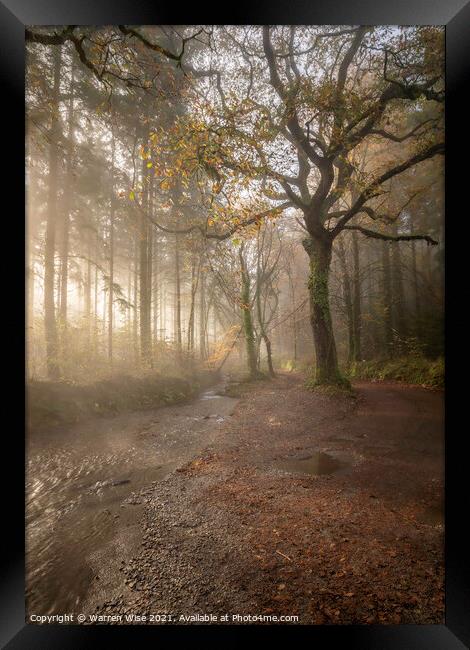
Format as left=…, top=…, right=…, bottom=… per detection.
left=347, top=356, right=444, bottom=388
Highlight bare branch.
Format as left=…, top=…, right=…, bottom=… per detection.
left=331, top=142, right=444, bottom=236
left=368, top=118, right=437, bottom=143
left=262, top=26, right=324, bottom=169
left=117, top=26, right=184, bottom=62
left=134, top=200, right=292, bottom=241
left=343, top=225, right=438, bottom=245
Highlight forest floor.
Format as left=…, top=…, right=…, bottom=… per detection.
left=87, top=372, right=444, bottom=625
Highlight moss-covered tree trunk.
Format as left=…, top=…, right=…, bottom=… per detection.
left=303, top=236, right=342, bottom=385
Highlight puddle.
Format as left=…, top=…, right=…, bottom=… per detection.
left=200, top=390, right=223, bottom=400
left=418, top=504, right=444, bottom=526
left=274, top=452, right=348, bottom=476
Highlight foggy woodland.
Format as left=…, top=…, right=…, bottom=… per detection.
left=25, top=26, right=445, bottom=625
left=26, top=25, right=444, bottom=386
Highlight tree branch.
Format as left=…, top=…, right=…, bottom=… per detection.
left=342, top=225, right=438, bottom=245
left=368, top=118, right=437, bottom=143
left=262, top=26, right=324, bottom=169
left=134, top=200, right=291, bottom=241
left=331, top=142, right=444, bottom=236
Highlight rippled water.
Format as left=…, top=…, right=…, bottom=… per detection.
left=26, top=383, right=236, bottom=615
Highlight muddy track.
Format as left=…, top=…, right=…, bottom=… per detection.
left=26, top=380, right=238, bottom=616
left=81, top=373, right=444, bottom=625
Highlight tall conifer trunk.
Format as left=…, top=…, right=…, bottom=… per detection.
left=44, top=47, right=61, bottom=379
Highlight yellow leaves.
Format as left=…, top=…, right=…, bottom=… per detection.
left=212, top=180, right=223, bottom=195
left=146, top=162, right=153, bottom=169
left=129, top=190, right=135, bottom=201
left=138, top=145, right=150, bottom=160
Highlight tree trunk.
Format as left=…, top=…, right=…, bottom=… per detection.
left=410, top=239, right=420, bottom=317
left=174, top=233, right=182, bottom=352
left=336, top=238, right=354, bottom=364
left=93, top=261, right=98, bottom=354
left=58, top=56, right=75, bottom=344
left=139, top=212, right=151, bottom=364
left=133, top=235, right=139, bottom=362
left=44, top=46, right=61, bottom=380
left=102, top=274, right=107, bottom=349
left=139, top=139, right=152, bottom=366
left=351, top=230, right=362, bottom=362
left=287, top=270, right=298, bottom=363
left=85, top=231, right=92, bottom=348
left=302, top=236, right=342, bottom=385
left=152, top=230, right=159, bottom=344
left=187, top=255, right=199, bottom=352
left=199, top=270, right=206, bottom=360
left=239, top=247, right=260, bottom=379
left=147, top=178, right=153, bottom=356
left=26, top=163, right=38, bottom=346
left=381, top=241, right=393, bottom=355
left=255, top=251, right=275, bottom=377
left=108, top=131, right=115, bottom=362
left=391, top=223, right=407, bottom=343
left=262, top=330, right=275, bottom=377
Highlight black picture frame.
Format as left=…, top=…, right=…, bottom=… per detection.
left=2, top=1, right=469, bottom=647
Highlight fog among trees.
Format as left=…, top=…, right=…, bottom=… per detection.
left=26, top=25, right=444, bottom=385
left=25, top=24, right=446, bottom=627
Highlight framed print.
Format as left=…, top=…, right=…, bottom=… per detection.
left=2, top=0, right=469, bottom=647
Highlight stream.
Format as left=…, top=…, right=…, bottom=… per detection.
left=26, top=380, right=238, bottom=616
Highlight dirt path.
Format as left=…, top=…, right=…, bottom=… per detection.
left=90, top=373, right=444, bottom=625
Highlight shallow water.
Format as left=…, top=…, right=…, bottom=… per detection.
left=26, top=381, right=236, bottom=616
left=274, top=451, right=347, bottom=476
left=418, top=504, right=444, bottom=526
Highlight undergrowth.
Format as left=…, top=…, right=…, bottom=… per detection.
left=347, top=356, right=444, bottom=389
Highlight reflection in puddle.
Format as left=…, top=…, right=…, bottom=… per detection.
left=200, top=390, right=223, bottom=400
left=275, top=452, right=347, bottom=476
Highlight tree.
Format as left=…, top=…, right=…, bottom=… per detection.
left=156, top=26, right=444, bottom=384
left=43, top=46, right=62, bottom=379
left=25, top=26, right=444, bottom=383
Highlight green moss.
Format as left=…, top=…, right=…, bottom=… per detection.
left=347, top=356, right=444, bottom=388
left=305, top=367, right=352, bottom=392
left=308, top=263, right=331, bottom=322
